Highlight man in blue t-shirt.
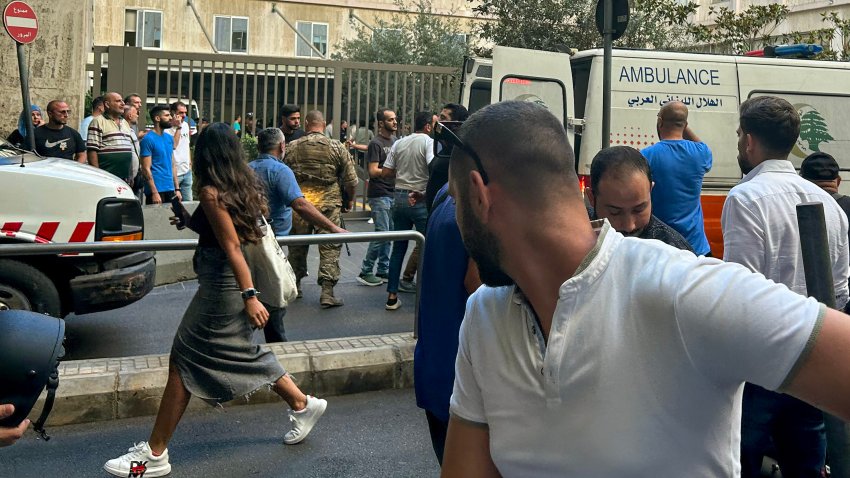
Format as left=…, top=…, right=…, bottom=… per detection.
left=641, top=101, right=713, bottom=255
left=414, top=183, right=481, bottom=465
left=140, top=105, right=180, bottom=204
left=249, top=128, right=347, bottom=343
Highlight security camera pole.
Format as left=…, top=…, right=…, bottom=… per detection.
left=595, top=0, right=629, bottom=151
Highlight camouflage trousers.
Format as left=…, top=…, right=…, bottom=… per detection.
left=288, top=205, right=342, bottom=286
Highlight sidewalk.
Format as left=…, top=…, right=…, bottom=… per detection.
left=37, top=333, right=415, bottom=426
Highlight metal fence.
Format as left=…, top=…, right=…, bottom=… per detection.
left=0, top=231, right=425, bottom=337
left=86, top=46, right=459, bottom=214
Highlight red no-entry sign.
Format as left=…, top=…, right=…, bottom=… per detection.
left=4, top=1, right=38, bottom=44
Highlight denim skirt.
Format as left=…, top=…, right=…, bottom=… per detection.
left=170, top=247, right=286, bottom=406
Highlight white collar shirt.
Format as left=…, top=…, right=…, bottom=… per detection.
left=722, top=159, right=849, bottom=309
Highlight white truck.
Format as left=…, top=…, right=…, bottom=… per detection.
left=0, top=139, right=155, bottom=317
left=461, top=46, right=850, bottom=257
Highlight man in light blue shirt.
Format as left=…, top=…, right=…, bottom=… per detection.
left=642, top=101, right=713, bottom=255
left=249, top=128, right=346, bottom=342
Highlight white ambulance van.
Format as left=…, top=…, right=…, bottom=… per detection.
left=0, top=139, right=155, bottom=317
left=461, top=46, right=850, bottom=257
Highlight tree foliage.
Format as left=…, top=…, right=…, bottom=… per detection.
left=692, top=4, right=790, bottom=55
left=332, top=0, right=470, bottom=67
left=619, top=0, right=700, bottom=50
left=783, top=12, right=850, bottom=61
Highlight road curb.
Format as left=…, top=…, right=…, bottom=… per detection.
left=32, top=333, right=415, bottom=427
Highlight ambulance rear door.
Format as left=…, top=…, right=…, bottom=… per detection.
left=491, top=46, right=576, bottom=147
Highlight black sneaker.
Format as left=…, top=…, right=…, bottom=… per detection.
left=385, top=297, right=401, bottom=310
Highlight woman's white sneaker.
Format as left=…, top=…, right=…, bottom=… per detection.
left=104, top=441, right=171, bottom=477
left=284, top=396, right=327, bottom=445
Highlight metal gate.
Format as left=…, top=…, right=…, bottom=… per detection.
left=86, top=46, right=459, bottom=213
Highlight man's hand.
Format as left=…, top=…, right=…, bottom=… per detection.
left=0, top=404, right=28, bottom=447
left=343, top=200, right=354, bottom=213
left=174, top=190, right=183, bottom=201
left=330, top=226, right=349, bottom=234
left=150, top=192, right=162, bottom=204
left=408, top=191, right=424, bottom=206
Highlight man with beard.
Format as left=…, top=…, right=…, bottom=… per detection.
left=140, top=105, right=181, bottom=204
left=441, top=100, right=850, bottom=477
left=280, top=104, right=305, bottom=144
left=86, top=92, right=135, bottom=183
left=722, top=96, right=849, bottom=478
left=585, top=146, right=691, bottom=251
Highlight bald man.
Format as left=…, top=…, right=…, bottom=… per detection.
left=641, top=101, right=713, bottom=255
left=86, top=92, right=135, bottom=184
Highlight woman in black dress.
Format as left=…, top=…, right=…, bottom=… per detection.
left=104, top=123, right=327, bottom=478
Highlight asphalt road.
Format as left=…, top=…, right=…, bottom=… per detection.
left=63, top=220, right=417, bottom=361
left=0, top=388, right=441, bottom=478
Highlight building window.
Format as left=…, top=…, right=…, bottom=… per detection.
left=125, top=9, right=162, bottom=48
left=296, top=21, right=328, bottom=58
left=214, top=16, right=249, bottom=53
left=452, top=33, right=468, bottom=46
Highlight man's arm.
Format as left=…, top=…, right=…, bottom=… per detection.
left=141, top=155, right=159, bottom=202
left=74, top=151, right=86, bottom=163
left=441, top=417, right=501, bottom=478
left=86, top=150, right=99, bottom=168
left=86, top=121, right=101, bottom=167
left=381, top=166, right=396, bottom=179
left=368, top=161, right=382, bottom=178
left=721, top=194, right=765, bottom=273
left=683, top=125, right=701, bottom=143
left=171, top=151, right=182, bottom=200
left=291, top=197, right=346, bottom=233
left=784, top=307, right=850, bottom=420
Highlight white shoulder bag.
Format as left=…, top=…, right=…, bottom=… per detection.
left=243, top=217, right=298, bottom=308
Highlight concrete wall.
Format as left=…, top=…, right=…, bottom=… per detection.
left=0, top=0, right=93, bottom=138
left=93, top=0, right=479, bottom=58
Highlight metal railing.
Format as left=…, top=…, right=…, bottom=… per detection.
left=0, top=231, right=425, bottom=337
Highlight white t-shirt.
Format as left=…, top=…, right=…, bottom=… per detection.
left=722, top=159, right=849, bottom=309
left=383, top=132, right=433, bottom=191
left=165, top=122, right=191, bottom=176
left=450, top=223, right=823, bottom=478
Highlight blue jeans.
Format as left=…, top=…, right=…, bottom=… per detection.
left=361, top=196, right=393, bottom=276
left=387, top=190, right=428, bottom=293
left=177, top=172, right=193, bottom=201
left=740, top=384, right=826, bottom=478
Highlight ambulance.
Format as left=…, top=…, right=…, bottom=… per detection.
left=461, top=46, right=850, bottom=257
left=0, top=139, right=155, bottom=317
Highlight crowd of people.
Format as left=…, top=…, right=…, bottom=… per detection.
left=5, top=92, right=850, bottom=478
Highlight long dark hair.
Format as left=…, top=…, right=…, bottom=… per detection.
left=193, top=122, right=268, bottom=243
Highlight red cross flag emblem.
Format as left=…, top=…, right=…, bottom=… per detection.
left=4, top=1, right=38, bottom=44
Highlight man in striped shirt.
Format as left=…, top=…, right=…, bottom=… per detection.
left=86, top=92, right=135, bottom=184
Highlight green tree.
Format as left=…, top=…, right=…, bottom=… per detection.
left=692, top=4, right=790, bottom=55
left=333, top=0, right=469, bottom=67
left=469, top=0, right=702, bottom=55
left=800, top=110, right=834, bottom=152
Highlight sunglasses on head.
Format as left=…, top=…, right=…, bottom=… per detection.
left=434, top=121, right=489, bottom=184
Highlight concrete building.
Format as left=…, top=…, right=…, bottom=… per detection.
left=693, top=0, right=850, bottom=52
left=93, top=0, right=479, bottom=58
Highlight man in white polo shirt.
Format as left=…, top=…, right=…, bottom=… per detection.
left=440, top=100, right=850, bottom=478
left=165, top=101, right=193, bottom=201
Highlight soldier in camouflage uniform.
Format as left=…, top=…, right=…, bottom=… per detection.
left=285, top=110, right=359, bottom=308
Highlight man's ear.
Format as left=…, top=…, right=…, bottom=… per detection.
left=837, top=176, right=842, bottom=188
left=468, top=169, right=492, bottom=224
left=585, top=187, right=596, bottom=207
left=746, top=133, right=756, bottom=154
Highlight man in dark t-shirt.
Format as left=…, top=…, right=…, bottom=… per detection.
left=35, top=100, right=86, bottom=162
left=280, top=104, right=306, bottom=144
left=586, top=146, right=693, bottom=252
left=357, top=108, right=398, bottom=286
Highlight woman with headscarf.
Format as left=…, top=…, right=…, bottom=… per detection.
left=6, top=105, right=43, bottom=149
left=103, top=123, right=327, bottom=478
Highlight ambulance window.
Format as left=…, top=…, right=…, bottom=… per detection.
left=500, top=77, right=566, bottom=122
left=469, top=80, right=491, bottom=114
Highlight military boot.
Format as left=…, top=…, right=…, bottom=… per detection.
left=319, top=283, right=343, bottom=309
left=296, top=277, right=303, bottom=299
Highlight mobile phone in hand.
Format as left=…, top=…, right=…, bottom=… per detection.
left=171, top=196, right=187, bottom=230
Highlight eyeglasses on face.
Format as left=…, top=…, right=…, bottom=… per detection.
left=434, top=121, right=489, bottom=184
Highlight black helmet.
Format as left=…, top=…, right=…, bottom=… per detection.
left=0, top=310, right=65, bottom=440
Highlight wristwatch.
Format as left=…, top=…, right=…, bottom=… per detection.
left=241, top=288, right=261, bottom=300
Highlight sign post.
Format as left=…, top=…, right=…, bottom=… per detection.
left=4, top=1, right=39, bottom=154
left=595, top=0, right=629, bottom=151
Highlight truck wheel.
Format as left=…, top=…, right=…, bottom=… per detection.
left=0, top=259, right=62, bottom=317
